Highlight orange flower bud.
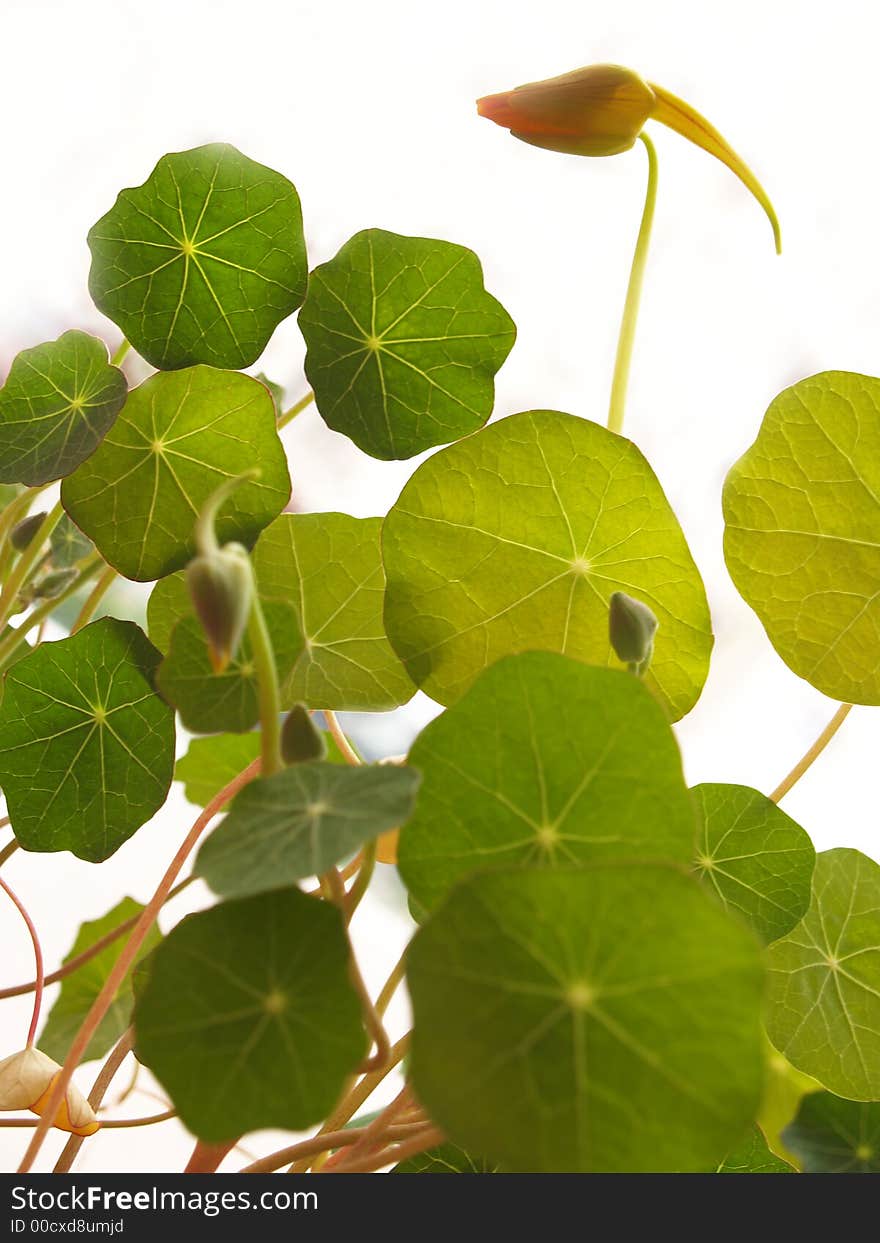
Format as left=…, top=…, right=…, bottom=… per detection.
left=0, top=1047, right=99, bottom=1137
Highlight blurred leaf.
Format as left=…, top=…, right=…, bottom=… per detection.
left=393, top=1143, right=500, bottom=1173
left=783, top=1091, right=880, bottom=1172
left=50, top=513, right=94, bottom=568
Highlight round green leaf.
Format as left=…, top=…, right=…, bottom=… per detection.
left=252, top=512, right=415, bottom=710
left=766, top=848, right=880, bottom=1099
left=0, top=619, right=175, bottom=862
left=400, top=652, right=696, bottom=913
left=88, top=144, right=307, bottom=371
left=299, top=228, right=515, bottom=459
left=724, top=372, right=880, bottom=703
left=716, top=1125, right=796, bottom=1173
left=692, top=783, right=815, bottom=945
left=0, top=331, right=126, bottom=486
left=393, top=1143, right=500, bottom=1173
left=39, top=898, right=162, bottom=1064
left=382, top=409, right=712, bottom=716
left=50, top=513, right=94, bottom=569
left=61, top=366, right=290, bottom=581
left=146, top=571, right=191, bottom=651
left=157, top=601, right=301, bottom=733
left=195, top=761, right=420, bottom=898
left=407, top=865, right=764, bottom=1173
left=783, top=1091, right=880, bottom=1173
left=134, top=888, right=366, bottom=1140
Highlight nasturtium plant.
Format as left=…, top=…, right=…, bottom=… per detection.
left=382, top=408, right=713, bottom=716
left=61, top=366, right=289, bottom=581
left=1, top=67, right=878, bottom=1180
left=88, top=144, right=308, bottom=371
left=299, top=229, right=516, bottom=459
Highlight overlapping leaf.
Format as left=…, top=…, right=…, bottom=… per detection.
left=195, top=761, right=420, bottom=898
left=175, top=725, right=346, bottom=807
left=382, top=409, right=712, bottom=717
left=692, top=783, right=814, bottom=945
left=407, top=865, right=764, bottom=1173
left=299, top=228, right=515, bottom=459
left=724, top=372, right=880, bottom=702
left=0, top=332, right=126, bottom=486
left=88, top=144, right=307, bottom=370
left=765, top=849, right=880, bottom=1098
left=252, top=512, right=415, bottom=709
left=783, top=1091, right=880, bottom=1173
left=61, top=366, right=290, bottom=581
left=399, top=652, right=696, bottom=912
left=0, top=619, right=175, bottom=861
left=50, top=514, right=94, bottom=568
left=157, top=601, right=301, bottom=733
left=393, top=1143, right=500, bottom=1173
left=134, top=888, right=366, bottom=1140
left=716, top=1125, right=796, bottom=1173
left=39, top=898, right=162, bottom=1064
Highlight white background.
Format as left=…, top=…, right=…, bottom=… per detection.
left=1, top=0, right=878, bottom=1170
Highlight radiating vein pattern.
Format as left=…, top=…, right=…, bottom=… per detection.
left=724, top=371, right=880, bottom=703
left=784, top=1091, right=880, bottom=1172
left=0, top=331, right=127, bottom=486
left=88, top=144, right=307, bottom=370
left=399, top=652, right=696, bottom=912
left=61, top=366, right=290, bottom=581
left=299, top=228, right=516, bottom=458
left=0, top=618, right=175, bottom=862
left=382, top=408, right=713, bottom=716
left=407, top=866, right=764, bottom=1172
left=766, top=848, right=880, bottom=1099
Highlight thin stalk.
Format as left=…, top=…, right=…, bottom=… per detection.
left=325, top=710, right=361, bottom=766
left=324, top=866, right=390, bottom=1073
left=0, top=555, right=103, bottom=672
left=607, top=132, right=658, bottom=436
left=375, top=947, right=407, bottom=1019
left=240, top=1122, right=422, bottom=1175
left=0, top=501, right=64, bottom=632
left=71, top=564, right=117, bottom=633
left=1, top=1111, right=175, bottom=1129
left=324, top=1124, right=443, bottom=1174
left=0, top=872, right=44, bottom=1046
left=54, top=1029, right=134, bottom=1173
left=248, top=593, right=282, bottom=776
left=321, top=1084, right=412, bottom=1172
left=770, top=703, right=853, bottom=804
left=344, top=839, right=376, bottom=923
left=0, top=487, right=49, bottom=558
left=110, top=340, right=131, bottom=368
left=277, top=390, right=314, bottom=430
left=17, top=757, right=261, bottom=1173
left=0, top=839, right=19, bottom=869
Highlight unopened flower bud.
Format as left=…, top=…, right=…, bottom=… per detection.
left=280, top=704, right=326, bottom=765
left=10, top=512, right=48, bottom=551
left=0, top=1047, right=99, bottom=1137
left=34, top=567, right=78, bottom=600
left=186, top=543, right=253, bottom=674
left=609, top=591, right=658, bottom=675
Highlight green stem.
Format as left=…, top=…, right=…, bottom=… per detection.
left=0, top=555, right=102, bottom=674
left=247, top=592, right=282, bottom=777
left=110, top=339, right=131, bottom=367
left=345, top=839, right=376, bottom=923
left=71, top=563, right=117, bottom=633
left=607, top=132, right=658, bottom=436
left=0, top=487, right=49, bottom=580
left=0, top=501, right=64, bottom=632
left=194, top=471, right=259, bottom=558
left=277, top=390, right=314, bottom=430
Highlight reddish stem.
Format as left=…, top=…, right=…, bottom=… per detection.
left=185, top=1139, right=237, bottom=1173
left=0, top=871, right=44, bottom=1047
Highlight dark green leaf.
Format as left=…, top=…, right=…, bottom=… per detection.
left=134, top=888, right=366, bottom=1140
left=393, top=1143, right=500, bottom=1173
left=50, top=514, right=94, bottom=568
left=692, top=783, right=815, bottom=945
left=765, top=848, right=880, bottom=1098
left=195, top=761, right=420, bottom=898
left=783, top=1091, right=880, bottom=1172
left=400, top=652, right=696, bottom=912
left=0, top=618, right=175, bottom=862
left=0, top=332, right=126, bottom=486
left=407, top=865, right=764, bottom=1172
left=299, top=229, right=515, bottom=459
left=88, top=144, right=307, bottom=371
left=156, top=601, right=301, bottom=733
left=253, top=512, right=415, bottom=709
left=61, top=366, right=290, bottom=581
left=382, top=409, right=712, bottom=717
left=724, top=372, right=880, bottom=702
left=39, top=898, right=162, bottom=1063
left=716, top=1125, right=796, bottom=1173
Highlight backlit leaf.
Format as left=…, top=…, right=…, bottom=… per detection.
left=407, top=865, right=764, bottom=1172
left=716, top=1125, right=796, bottom=1173
left=50, top=514, right=94, bottom=568
left=382, top=409, right=712, bottom=717
left=0, top=332, right=126, bottom=486
left=399, top=652, right=696, bottom=912
left=783, top=1091, right=880, bottom=1173
left=299, top=228, right=515, bottom=459
left=134, top=888, right=366, bottom=1140
left=0, top=619, right=175, bottom=862
left=724, top=372, right=880, bottom=702
left=61, top=366, right=290, bottom=581
left=88, top=144, right=307, bottom=371
left=174, top=732, right=262, bottom=806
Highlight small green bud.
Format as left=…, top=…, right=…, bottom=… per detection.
left=34, top=567, right=78, bottom=600
left=10, top=512, right=48, bottom=551
left=609, top=591, right=658, bottom=675
left=186, top=543, right=253, bottom=674
left=280, top=703, right=327, bottom=765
